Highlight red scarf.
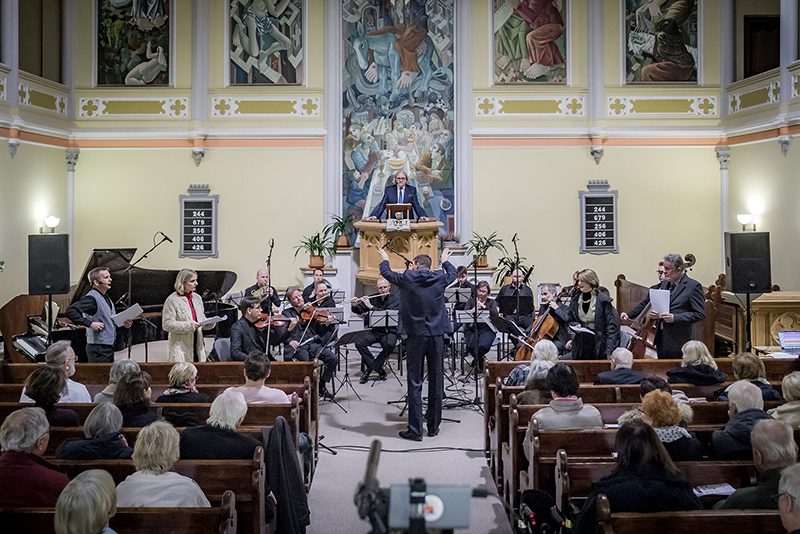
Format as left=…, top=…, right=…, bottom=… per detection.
left=183, top=292, right=197, bottom=322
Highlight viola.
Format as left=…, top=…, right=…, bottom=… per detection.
left=254, top=313, right=290, bottom=329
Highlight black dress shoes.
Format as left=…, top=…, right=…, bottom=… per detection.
left=427, top=428, right=439, bottom=437
left=399, top=430, right=423, bottom=442
left=359, top=372, right=370, bottom=384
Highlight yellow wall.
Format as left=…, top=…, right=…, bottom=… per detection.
left=0, top=143, right=69, bottom=307
left=473, top=146, right=723, bottom=291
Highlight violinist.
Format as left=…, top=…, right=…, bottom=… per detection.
left=244, top=269, right=280, bottom=314
left=350, top=277, right=400, bottom=383
left=534, top=283, right=571, bottom=355
left=462, top=281, right=499, bottom=374
left=302, top=268, right=331, bottom=303
left=230, top=297, right=269, bottom=362
left=279, top=287, right=339, bottom=399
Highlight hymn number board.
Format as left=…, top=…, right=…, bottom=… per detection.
left=180, top=185, right=219, bottom=259
left=579, top=182, right=619, bottom=254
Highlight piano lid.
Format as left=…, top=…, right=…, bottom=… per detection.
left=71, top=249, right=237, bottom=310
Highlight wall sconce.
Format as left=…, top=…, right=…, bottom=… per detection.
left=737, top=213, right=755, bottom=231
left=41, top=216, right=60, bottom=233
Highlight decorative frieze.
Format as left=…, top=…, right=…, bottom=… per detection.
left=475, top=96, right=585, bottom=117
left=606, top=95, right=717, bottom=117
left=78, top=97, right=189, bottom=118
left=18, top=82, right=67, bottom=116
left=211, top=96, right=320, bottom=117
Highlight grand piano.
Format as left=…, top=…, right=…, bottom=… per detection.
left=20, top=249, right=239, bottom=362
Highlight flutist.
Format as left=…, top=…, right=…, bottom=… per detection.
left=350, top=278, right=400, bottom=384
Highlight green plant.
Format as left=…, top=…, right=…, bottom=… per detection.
left=325, top=213, right=356, bottom=252
left=0, top=260, right=4, bottom=273
left=495, top=255, right=528, bottom=285
left=465, top=231, right=507, bottom=258
left=293, top=228, right=333, bottom=259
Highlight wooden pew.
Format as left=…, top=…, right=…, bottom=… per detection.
left=0, top=490, right=237, bottom=534
left=56, top=451, right=266, bottom=534
left=594, top=494, right=782, bottom=534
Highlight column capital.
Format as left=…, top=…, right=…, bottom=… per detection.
left=65, top=148, right=80, bottom=171
left=715, top=146, right=731, bottom=170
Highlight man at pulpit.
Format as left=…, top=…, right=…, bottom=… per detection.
left=364, top=171, right=430, bottom=221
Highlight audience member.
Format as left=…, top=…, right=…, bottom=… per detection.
left=0, top=407, right=70, bottom=506
left=179, top=391, right=261, bottom=460
left=20, top=340, right=91, bottom=403
left=504, top=340, right=558, bottom=386
left=771, top=372, right=800, bottom=428
left=94, top=359, right=140, bottom=403
left=715, top=352, right=781, bottom=402
left=712, top=380, right=774, bottom=460
left=641, top=390, right=702, bottom=461
left=572, top=420, right=702, bottom=534
left=225, top=351, right=291, bottom=404
left=594, top=348, right=647, bottom=385
left=55, top=469, right=118, bottom=534
left=114, top=372, right=159, bottom=427
left=715, top=419, right=797, bottom=509
left=666, top=340, right=727, bottom=385
left=155, top=362, right=210, bottom=403
left=116, top=421, right=210, bottom=507
left=24, top=366, right=80, bottom=427
left=515, top=360, right=554, bottom=405
left=56, top=403, right=133, bottom=460
left=778, top=463, right=800, bottom=533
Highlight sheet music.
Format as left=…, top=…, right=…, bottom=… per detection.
left=198, top=315, right=225, bottom=326
left=650, top=288, right=670, bottom=315
left=112, top=303, right=143, bottom=327
left=570, top=325, right=595, bottom=335
left=693, top=483, right=736, bottom=497
left=456, top=311, right=496, bottom=332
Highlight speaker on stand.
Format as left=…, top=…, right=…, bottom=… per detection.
left=28, top=234, right=70, bottom=346
left=724, top=232, right=772, bottom=352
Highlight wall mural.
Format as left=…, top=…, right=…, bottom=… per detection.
left=493, top=0, right=567, bottom=84
left=342, top=0, right=455, bottom=240
left=96, top=0, right=171, bottom=86
left=229, top=0, right=303, bottom=85
left=625, top=0, right=698, bottom=83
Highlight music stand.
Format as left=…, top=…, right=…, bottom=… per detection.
left=496, top=295, right=535, bottom=319
left=332, top=330, right=365, bottom=410
left=491, top=315, right=528, bottom=361
left=367, top=310, right=402, bottom=385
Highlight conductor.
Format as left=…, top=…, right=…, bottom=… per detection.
left=378, top=247, right=456, bottom=441
left=365, top=171, right=430, bottom=221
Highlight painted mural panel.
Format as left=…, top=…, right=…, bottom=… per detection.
left=493, top=0, right=567, bottom=84
left=625, top=0, right=698, bottom=83
left=342, top=0, right=455, bottom=238
left=96, top=0, right=171, bottom=86
left=229, top=0, right=303, bottom=85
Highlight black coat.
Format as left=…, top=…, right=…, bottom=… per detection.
left=638, top=276, right=705, bottom=355
left=593, top=368, right=647, bottom=385
left=118, top=405, right=160, bottom=428
left=43, top=406, right=80, bottom=427
left=667, top=364, right=727, bottom=385
left=712, top=408, right=774, bottom=460
left=713, top=380, right=782, bottom=402
left=662, top=435, right=704, bottom=462
left=262, top=416, right=310, bottom=534
left=155, top=391, right=211, bottom=404
left=230, top=317, right=267, bottom=362
left=55, top=432, right=133, bottom=460
left=369, top=184, right=427, bottom=219
left=179, top=425, right=261, bottom=460
left=566, top=290, right=620, bottom=358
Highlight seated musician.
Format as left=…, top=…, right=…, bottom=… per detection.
left=563, top=269, right=620, bottom=360
left=279, top=287, right=339, bottom=400
left=497, top=268, right=535, bottom=331
left=310, top=280, right=336, bottom=308
left=449, top=266, right=476, bottom=310
left=230, top=296, right=270, bottom=362
left=350, top=277, right=400, bottom=384
left=462, top=281, right=499, bottom=375
left=302, top=267, right=331, bottom=303
left=363, top=171, right=431, bottom=221
left=244, top=268, right=281, bottom=313
left=533, top=283, right=571, bottom=355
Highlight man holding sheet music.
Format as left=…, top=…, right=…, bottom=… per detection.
left=350, top=278, right=400, bottom=383
left=65, top=267, right=133, bottom=362
left=621, top=254, right=705, bottom=359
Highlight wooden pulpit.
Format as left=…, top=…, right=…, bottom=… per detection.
left=354, top=220, right=443, bottom=285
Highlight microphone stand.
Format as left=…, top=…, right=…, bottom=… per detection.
left=512, top=235, right=521, bottom=332
left=384, top=244, right=413, bottom=269
left=265, top=238, right=275, bottom=356
left=124, top=233, right=170, bottom=361
left=468, top=253, right=483, bottom=411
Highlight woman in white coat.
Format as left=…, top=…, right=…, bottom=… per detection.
left=162, top=269, right=212, bottom=362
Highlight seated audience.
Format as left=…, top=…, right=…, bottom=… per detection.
left=618, top=376, right=694, bottom=426
left=515, top=360, right=554, bottom=405
left=116, top=421, right=210, bottom=508
left=0, top=407, right=70, bottom=506
left=114, top=371, right=159, bottom=427
left=55, top=469, right=117, bottom=534
left=24, top=366, right=80, bottom=427
left=155, top=362, right=210, bottom=404
left=715, top=352, right=781, bottom=402
left=572, top=420, right=702, bottom=534
left=179, top=391, right=261, bottom=459
left=56, top=403, right=133, bottom=460
left=770, top=371, right=800, bottom=428
left=94, top=359, right=141, bottom=404
left=712, top=380, right=774, bottom=460
left=504, top=340, right=558, bottom=386
left=533, top=362, right=603, bottom=430
left=641, top=390, right=702, bottom=461
left=666, top=340, right=727, bottom=385
left=778, top=463, right=800, bottom=533
left=225, top=351, right=291, bottom=404
left=20, top=340, right=91, bottom=403
left=715, top=419, right=797, bottom=509
left=594, top=348, right=647, bottom=385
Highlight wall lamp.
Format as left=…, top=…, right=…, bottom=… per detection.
left=41, top=216, right=60, bottom=233
left=737, top=213, right=756, bottom=232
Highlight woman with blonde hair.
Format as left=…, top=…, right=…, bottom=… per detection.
left=116, top=421, right=210, bottom=508
left=641, top=390, right=702, bottom=461
left=666, top=340, right=727, bottom=385
left=714, top=352, right=781, bottom=402
left=155, top=362, right=210, bottom=404
left=564, top=269, right=620, bottom=360
left=55, top=470, right=117, bottom=534
left=768, top=371, right=800, bottom=427
left=162, top=269, right=214, bottom=362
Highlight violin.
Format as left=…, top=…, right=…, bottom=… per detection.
left=300, top=304, right=345, bottom=324
left=254, top=313, right=290, bottom=329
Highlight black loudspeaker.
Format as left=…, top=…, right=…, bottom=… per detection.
left=28, top=234, right=70, bottom=295
left=724, top=232, right=771, bottom=293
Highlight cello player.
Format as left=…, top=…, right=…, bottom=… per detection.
left=532, top=283, right=572, bottom=356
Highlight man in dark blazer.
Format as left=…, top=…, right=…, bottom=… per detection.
left=378, top=247, right=456, bottom=441
left=350, top=277, right=400, bottom=383
left=365, top=171, right=430, bottom=220
left=230, top=297, right=269, bottom=361
left=594, top=348, right=647, bottom=385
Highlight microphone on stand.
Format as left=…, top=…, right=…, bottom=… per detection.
left=512, top=233, right=518, bottom=243
left=159, top=232, right=173, bottom=243
left=116, top=293, right=129, bottom=307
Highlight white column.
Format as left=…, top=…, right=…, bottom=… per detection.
left=587, top=0, right=605, bottom=124
left=322, top=1, right=343, bottom=226
left=1, top=0, right=20, bottom=157
left=192, top=0, right=209, bottom=122
left=62, top=0, right=76, bottom=119
left=454, top=0, right=473, bottom=242
left=719, top=0, right=735, bottom=119
left=781, top=0, right=799, bottom=106
left=65, top=148, right=79, bottom=281
left=716, top=146, right=731, bottom=274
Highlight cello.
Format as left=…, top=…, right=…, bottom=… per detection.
left=514, top=293, right=561, bottom=362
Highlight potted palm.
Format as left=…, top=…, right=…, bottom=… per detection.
left=325, top=213, right=356, bottom=252
left=495, top=254, right=528, bottom=286
left=465, top=231, right=507, bottom=269
left=294, top=228, right=333, bottom=268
